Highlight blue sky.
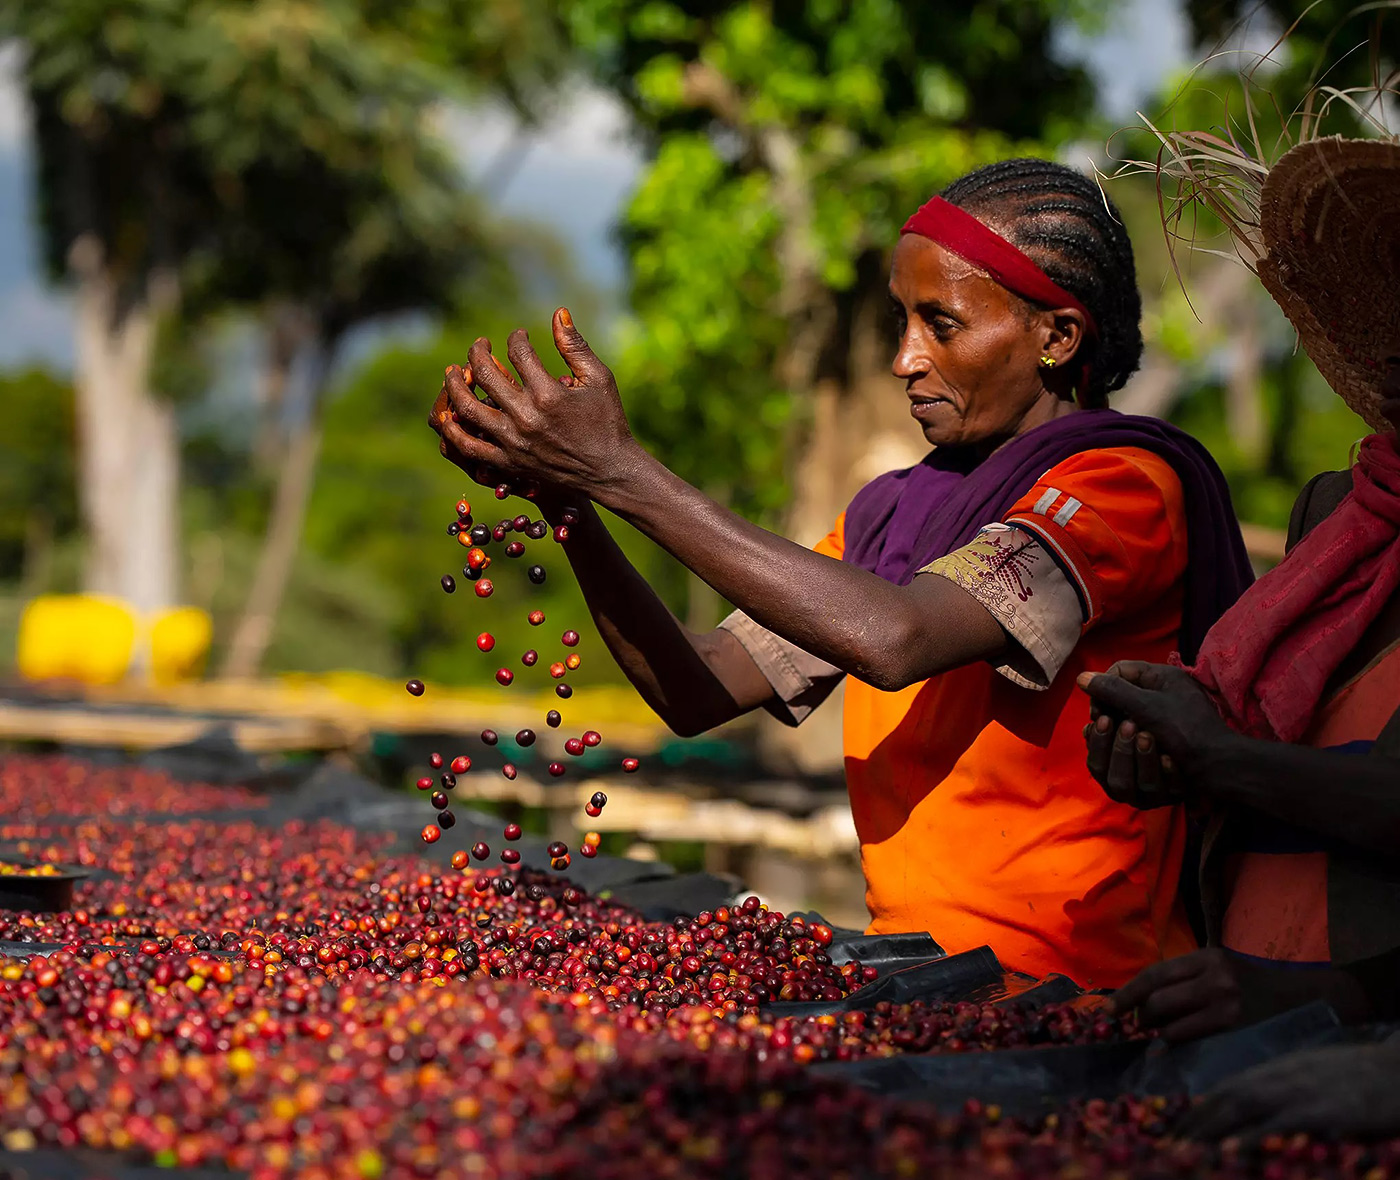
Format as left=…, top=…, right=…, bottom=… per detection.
left=0, top=0, right=1190, bottom=373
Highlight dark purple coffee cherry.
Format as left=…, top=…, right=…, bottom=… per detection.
left=527, top=565, right=546, bottom=585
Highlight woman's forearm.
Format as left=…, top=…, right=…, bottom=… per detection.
left=546, top=499, right=774, bottom=736
left=583, top=445, right=1007, bottom=691
left=1203, top=737, right=1400, bottom=856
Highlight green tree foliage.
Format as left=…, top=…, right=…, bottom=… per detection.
left=562, top=0, right=1103, bottom=521
left=0, top=370, right=77, bottom=582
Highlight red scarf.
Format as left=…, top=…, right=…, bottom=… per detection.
left=1186, top=431, right=1400, bottom=742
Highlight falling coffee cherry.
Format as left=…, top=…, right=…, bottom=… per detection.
left=553, top=525, right=570, bottom=543
left=551, top=854, right=571, bottom=870
left=547, top=841, right=568, bottom=859
left=528, top=610, right=545, bottom=626
left=526, top=521, right=548, bottom=540
left=480, top=728, right=498, bottom=746
left=515, top=729, right=536, bottom=748
left=471, top=842, right=489, bottom=861
left=430, top=790, right=449, bottom=810
left=456, top=499, right=471, bottom=519
left=621, top=758, right=640, bottom=773
left=440, top=772, right=456, bottom=790
left=465, top=547, right=488, bottom=570
left=591, top=791, right=607, bottom=809
left=450, top=850, right=468, bottom=870
left=492, top=524, right=509, bottom=542
left=421, top=824, right=441, bottom=844
left=503, top=822, right=521, bottom=841
left=561, top=508, right=580, bottom=527
left=527, top=565, right=546, bottom=585
left=556, top=684, right=573, bottom=700
left=495, top=668, right=514, bottom=686
left=512, top=515, right=530, bottom=532
left=565, top=653, right=581, bottom=671
left=564, top=738, right=585, bottom=757
left=437, top=810, right=456, bottom=829
left=457, top=530, right=475, bottom=548
left=583, top=731, right=601, bottom=748
left=405, top=679, right=425, bottom=697
left=547, top=762, right=566, bottom=778
left=506, top=541, right=525, bottom=558
left=521, top=650, right=538, bottom=667
left=429, top=753, right=444, bottom=769
left=501, top=763, right=518, bottom=780
left=545, top=710, right=562, bottom=729
left=549, top=662, right=567, bottom=679
left=579, top=843, right=597, bottom=858
left=500, top=848, right=520, bottom=865
left=561, top=630, right=579, bottom=647
left=441, top=575, right=456, bottom=594
left=415, top=777, right=434, bottom=791
left=494, top=483, right=511, bottom=500
left=451, top=755, right=471, bottom=774
left=447, top=521, right=461, bottom=537
left=477, top=633, right=496, bottom=653
left=474, top=579, right=494, bottom=599
left=469, top=524, right=491, bottom=546
left=584, top=803, right=601, bottom=818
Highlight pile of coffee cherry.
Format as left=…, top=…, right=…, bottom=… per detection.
left=0, top=755, right=1394, bottom=1178
left=407, top=495, right=641, bottom=853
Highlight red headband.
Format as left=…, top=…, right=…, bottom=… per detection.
left=901, top=195, right=1099, bottom=352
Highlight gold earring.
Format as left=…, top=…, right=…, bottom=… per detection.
left=1039, top=355, right=1057, bottom=368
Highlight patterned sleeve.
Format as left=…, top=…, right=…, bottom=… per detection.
left=717, top=611, right=845, bottom=727
left=918, top=523, right=1083, bottom=690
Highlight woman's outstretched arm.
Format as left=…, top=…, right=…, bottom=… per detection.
left=431, top=313, right=1009, bottom=693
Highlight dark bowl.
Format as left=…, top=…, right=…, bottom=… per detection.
left=0, top=862, right=90, bottom=913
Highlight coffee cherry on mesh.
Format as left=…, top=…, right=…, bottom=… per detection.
left=469, top=524, right=491, bottom=546
left=437, top=810, right=456, bottom=829
left=499, top=848, right=520, bottom=865
left=495, top=875, right=516, bottom=896
left=521, top=650, right=538, bottom=667
left=429, top=752, right=444, bottom=769
left=406, top=679, right=425, bottom=696
left=495, top=668, right=514, bottom=686
left=527, top=565, right=546, bottom=585
left=564, top=886, right=583, bottom=906
left=528, top=609, right=545, bottom=626
left=551, top=854, right=570, bottom=870
left=553, top=525, right=570, bottom=543
left=430, top=790, right=449, bottom=810
left=503, top=822, right=521, bottom=841
left=547, top=763, right=566, bottom=778
left=441, top=575, right=456, bottom=594
left=492, top=524, right=509, bottom=542
left=545, top=710, right=561, bottom=729
left=561, top=630, right=580, bottom=647
left=475, top=911, right=492, bottom=927
left=549, top=663, right=567, bottom=679
left=621, top=758, right=640, bottom=773
left=561, top=508, right=580, bottom=527
left=565, top=653, right=581, bottom=670
left=584, top=803, right=601, bottom=818
left=481, top=728, right=498, bottom=746
left=495, top=483, right=511, bottom=500
left=477, top=632, right=496, bottom=652
left=579, top=843, right=597, bottom=858
left=456, top=498, right=471, bottom=518
left=465, top=547, right=487, bottom=569
left=502, top=763, right=518, bottom=780
left=451, top=755, right=471, bottom=775
left=556, top=684, right=572, bottom=699
left=526, top=521, right=548, bottom=540
left=564, top=738, right=585, bottom=757
left=450, top=850, right=468, bottom=870
left=475, top=579, right=494, bottom=599
left=512, top=515, right=530, bottom=532
left=515, top=729, right=536, bottom=748
left=582, top=731, right=601, bottom=748
left=471, top=842, right=489, bottom=861
left=421, top=824, right=441, bottom=844
left=440, top=772, right=457, bottom=790
left=505, top=541, right=525, bottom=558
left=416, top=777, right=434, bottom=791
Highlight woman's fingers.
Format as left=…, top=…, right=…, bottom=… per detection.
left=1103, top=721, right=1139, bottom=802
left=439, top=416, right=509, bottom=473
left=468, top=338, right=524, bottom=412
left=1110, top=953, right=1202, bottom=1016
left=506, top=328, right=554, bottom=391
left=1085, top=715, right=1116, bottom=785
left=552, top=307, right=610, bottom=383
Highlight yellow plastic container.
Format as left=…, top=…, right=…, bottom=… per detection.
left=16, top=595, right=138, bottom=686
left=149, top=606, right=213, bottom=686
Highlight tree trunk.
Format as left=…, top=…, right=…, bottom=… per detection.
left=70, top=237, right=182, bottom=624
left=219, top=341, right=331, bottom=679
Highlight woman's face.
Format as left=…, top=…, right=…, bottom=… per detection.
left=889, top=234, right=1079, bottom=451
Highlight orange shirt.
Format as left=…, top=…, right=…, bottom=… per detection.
left=817, top=447, right=1196, bottom=988
left=1221, top=639, right=1400, bottom=964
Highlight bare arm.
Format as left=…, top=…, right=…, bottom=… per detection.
left=434, top=314, right=1009, bottom=693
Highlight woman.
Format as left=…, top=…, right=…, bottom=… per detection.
left=431, top=159, right=1252, bottom=987
left=1081, top=138, right=1400, bottom=1037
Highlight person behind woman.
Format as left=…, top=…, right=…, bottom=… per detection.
left=431, top=158, right=1252, bottom=988
left=1081, top=138, right=1400, bottom=1038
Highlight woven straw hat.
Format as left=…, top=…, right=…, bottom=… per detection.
left=1255, top=137, right=1400, bottom=431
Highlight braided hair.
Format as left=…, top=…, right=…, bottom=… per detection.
left=941, top=159, right=1143, bottom=407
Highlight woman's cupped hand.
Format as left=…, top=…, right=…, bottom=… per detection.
left=428, top=308, right=638, bottom=501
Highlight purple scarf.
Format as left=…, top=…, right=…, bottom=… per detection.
left=841, top=409, right=1253, bottom=661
